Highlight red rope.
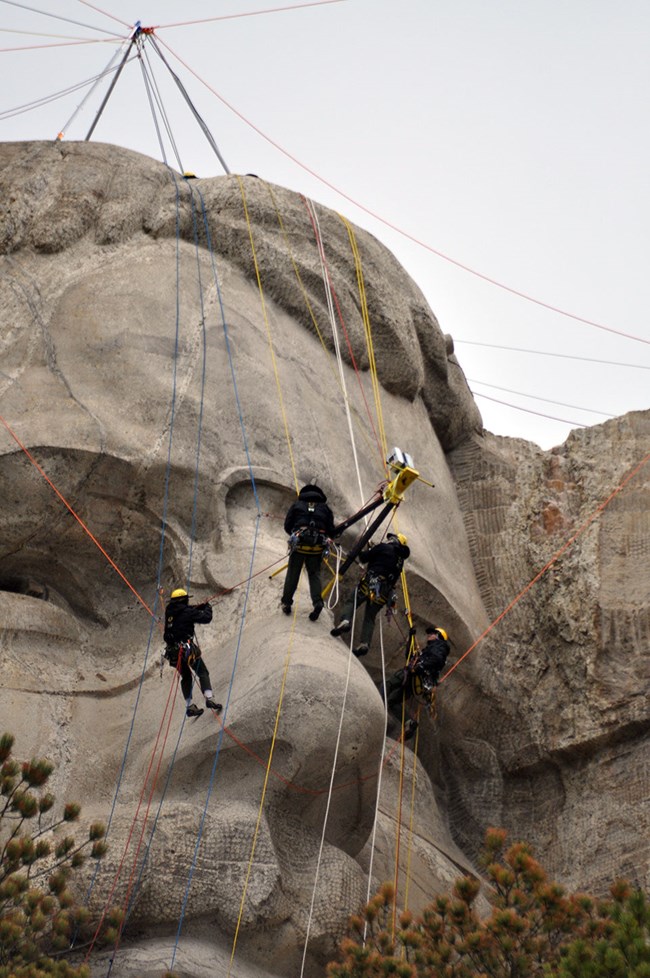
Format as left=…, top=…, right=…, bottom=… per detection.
left=300, top=195, right=385, bottom=468
left=85, top=667, right=181, bottom=960
left=440, top=450, right=650, bottom=684
left=156, top=0, right=345, bottom=31
left=0, top=415, right=154, bottom=618
left=155, top=35, right=649, bottom=349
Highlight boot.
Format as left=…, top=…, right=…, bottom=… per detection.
left=309, top=602, right=324, bottom=622
left=281, top=601, right=292, bottom=615
left=205, top=698, right=222, bottom=713
left=330, top=619, right=351, bottom=637
left=186, top=703, right=203, bottom=718
left=353, top=644, right=369, bottom=657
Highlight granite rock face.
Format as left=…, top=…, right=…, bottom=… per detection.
left=0, top=141, right=648, bottom=977
left=443, top=416, right=650, bottom=894
left=0, top=141, right=484, bottom=978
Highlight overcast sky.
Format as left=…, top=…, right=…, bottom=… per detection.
left=2, top=0, right=648, bottom=451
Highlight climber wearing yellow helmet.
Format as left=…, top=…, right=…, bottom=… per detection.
left=163, top=588, right=222, bottom=719
left=382, top=624, right=451, bottom=740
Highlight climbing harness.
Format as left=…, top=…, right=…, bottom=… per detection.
left=162, top=639, right=201, bottom=670
left=359, top=570, right=393, bottom=606
left=289, top=524, right=330, bottom=555
left=288, top=500, right=330, bottom=556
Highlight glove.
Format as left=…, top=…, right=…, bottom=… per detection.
left=409, top=626, right=417, bottom=636
left=164, top=646, right=179, bottom=667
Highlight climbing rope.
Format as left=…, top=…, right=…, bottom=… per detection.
left=403, top=707, right=421, bottom=914
left=167, top=183, right=266, bottom=972
left=303, top=195, right=367, bottom=510
left=236, top=175, right=299, bottom=493
left=85, top=663, right=182, bottom=962
left=298, top=596, right=361, bottom=978
left=227, top=600, right=300, bottom=976
left=339, top=215, right=389, bottom=468
left=362, top=615, right=390, bottom=943
left=94, top=170, right=212, bottom=969
left=138, top=42, right=184, bottom=173
left=185, top=185, right=210, bottom=582
left=262, top=180, right=379, bottom=466
left=440, top=449, right=650, bottom=685
left=301, top=195, right=385, bottom=480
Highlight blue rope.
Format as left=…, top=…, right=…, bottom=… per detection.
left=167, top=186, right=264, bottom=971
left=169, top=515, right=262, bottom=974
left=99, top=170, right=187, bottom=978
left=197, top=186, right=261, bottom=510
left=141, top=41, right=184, bottom=172
left=113, top=173, right=194, bottom=934
left=120, top=692, right=188, bottom=926
left=116, top=177, right=264, bottom=963
left=186, top=186, right=208, bottom=583
left=85, top=166, right=184, bottom=913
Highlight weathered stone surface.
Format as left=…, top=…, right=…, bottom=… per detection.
left=444, top=416, right=650, bottom=893
left=0, top=140, right=482, bottom=452
left=1, top=141, right=648, bottom=977
left=0, top=141, right=485, bottom=978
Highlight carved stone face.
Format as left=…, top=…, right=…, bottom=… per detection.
left=0, top=143, right=484, bottom=976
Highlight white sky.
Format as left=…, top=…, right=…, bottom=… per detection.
left=2, top=0, right=649, bottom=451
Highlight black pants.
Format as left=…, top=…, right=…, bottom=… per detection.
left=167, top=643, right=212, bottom=701
left=338, top=587, right=384, bottom=646
left=281, top=550, right=324, bottom=608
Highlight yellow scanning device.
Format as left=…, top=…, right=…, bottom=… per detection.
left=321, top=447, right=421, bottom=599
left=383, top=447, right=420, bottom=504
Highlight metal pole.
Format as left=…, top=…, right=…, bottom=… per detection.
left=148, top=35, right=230, bottom=175
left=85, top=35, right=136, bottom=141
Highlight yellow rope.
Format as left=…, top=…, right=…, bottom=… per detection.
left=392, top=691, right=408, bottom=939
left=403, top=705, right=421, bottom=913
left=236, top=176, right=299, bottom=493
left=391, top=565, right=416, bottom=931
left=339, top=215, right=389, bottom=469
left=262, top=181, right=379, bottom=465
left=227, top=603, right=299, bottom=974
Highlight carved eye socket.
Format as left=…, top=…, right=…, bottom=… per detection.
left=0, top=576, right=50, bottom=601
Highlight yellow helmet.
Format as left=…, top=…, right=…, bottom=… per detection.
left=170, top=588, right=188, bottom=599
left=435, top=627, right=448, bottom=642
left=388, top=532, right=408, bottom=546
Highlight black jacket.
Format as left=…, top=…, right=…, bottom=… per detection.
left=284, top=485, right=335, bottom=538
left=359, top=540, right=410, bottom=582
left=164, top=597, right=213, bottom=645
left=413, top=635, right=450, bottom=682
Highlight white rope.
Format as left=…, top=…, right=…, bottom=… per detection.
left=306, top=198, right=366, bottom=515
left=299, top=593, right=359, bottom=978
left=326, top=541, right=345, bottom=610
left=56, top=37, right=129, bottom=137
left=362, top=613, right=389, bottom=942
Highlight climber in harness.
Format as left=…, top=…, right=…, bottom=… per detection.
left=163, top=588, right=222, bottom=718
left=382, top=625, right=450, bottom=740
left=281, top=483, right=336, bottom=621
left=330, top=532, right=410, bottom=656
